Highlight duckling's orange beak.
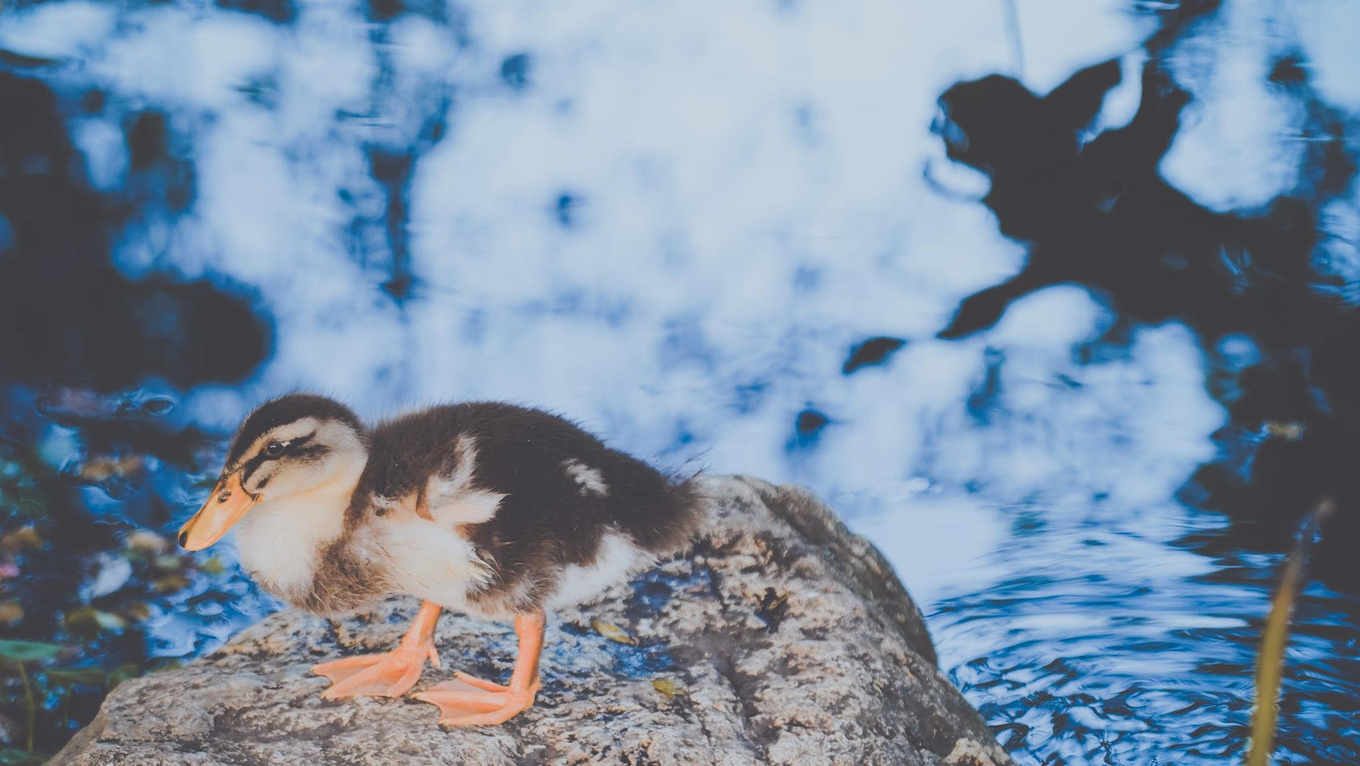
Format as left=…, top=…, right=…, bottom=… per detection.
left=178, top=472, right=258, bottom=551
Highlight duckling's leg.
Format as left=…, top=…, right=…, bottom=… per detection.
left=312, top=601, right=442, bottom=699
left=414, top=610, right=545, bottom=726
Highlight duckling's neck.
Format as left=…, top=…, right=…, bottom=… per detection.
left=232, top=465, right=362, bottom=597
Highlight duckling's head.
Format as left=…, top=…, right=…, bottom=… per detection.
left=178, top=394, right=367, bottom=551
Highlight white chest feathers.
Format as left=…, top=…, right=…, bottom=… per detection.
left=360, top=519, right=491, bottom=612
left=232, top=484, right=349, bottom=593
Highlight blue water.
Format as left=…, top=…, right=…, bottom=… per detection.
left=1, top=1, right=1358, bottom=763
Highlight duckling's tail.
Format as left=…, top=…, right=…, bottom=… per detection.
left=634, top=469, right=710, bottom=557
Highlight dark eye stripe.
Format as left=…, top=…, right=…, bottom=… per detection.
left=241, top=431, right=324, bottom=485
left=241, top=452, right=270, bottom=485
left=292, top=444, right=331, bottom=460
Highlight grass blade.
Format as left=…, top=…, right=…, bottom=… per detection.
left=1246, top=499, right=1332, bottom=766
left=16, top=663, right=34, bottom=753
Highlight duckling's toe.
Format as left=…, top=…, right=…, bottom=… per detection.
left=313, top=641, right=436, bottom=699
left=451, top=671, right=510, bottom=693
left=414, top=678, right=538, bottom=726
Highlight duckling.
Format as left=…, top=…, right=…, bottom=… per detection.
left=177, top=394, right=704, bottom=726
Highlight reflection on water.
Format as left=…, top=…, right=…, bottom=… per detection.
left=933, top=8, right=1360, bottom=585
left=1, top=0, right=1358, bottom=762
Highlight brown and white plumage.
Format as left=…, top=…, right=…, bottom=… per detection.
left=178, top=394, right=704, bottom=725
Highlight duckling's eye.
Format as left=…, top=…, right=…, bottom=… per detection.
left=265, top=441, right=285, bottom=457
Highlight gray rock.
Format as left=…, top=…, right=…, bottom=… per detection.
left=52, top=476, right=1012, bottom=766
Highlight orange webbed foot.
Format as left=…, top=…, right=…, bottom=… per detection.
left=414, top=677, right=539, bottom=726
left=415, top=611, right=547, bottom=727
left=312, top=641, right=439, bottom=699
left=313, top=601, right=442, bottom=699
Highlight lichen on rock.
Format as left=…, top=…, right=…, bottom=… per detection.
left=52, top=476, right=1011, bottom=765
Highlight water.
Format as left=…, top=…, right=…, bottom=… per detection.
left=857, top=491, right=1360, bottom=764
left=1, top=0, right=1358, bottom=763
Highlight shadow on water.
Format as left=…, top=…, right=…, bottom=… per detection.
left=0, top=71, right=273, bottom=754
left=929, top=5, right=1360, bottom=586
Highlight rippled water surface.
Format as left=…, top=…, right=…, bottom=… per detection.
left=856, top=493, right=1360, bottom=764
left=2, top=0, right=1359, bottom=763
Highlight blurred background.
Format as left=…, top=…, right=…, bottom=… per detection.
left=1, top=0, right=1358, bottom=763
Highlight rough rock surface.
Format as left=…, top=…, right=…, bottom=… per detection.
left=53, top=476, right=1012, bottom=766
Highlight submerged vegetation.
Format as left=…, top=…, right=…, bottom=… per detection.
left=0, top=425, right=236, bottom=758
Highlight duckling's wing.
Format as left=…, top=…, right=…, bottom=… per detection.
left=417, top=434, right=505, bottom=527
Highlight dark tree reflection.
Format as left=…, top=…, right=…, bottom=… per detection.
left=0, top=73, right=270, bottom=390
left=931, top=21, right=1359, bottom=584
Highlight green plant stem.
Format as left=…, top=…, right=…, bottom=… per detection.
left=1246, top=499, right=1332, bottom=766
left=16, top=662, right=34, bottom=753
